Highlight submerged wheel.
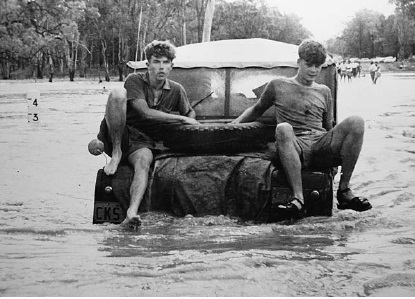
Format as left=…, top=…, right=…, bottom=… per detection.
left=163, top=122, right=268, bottom=153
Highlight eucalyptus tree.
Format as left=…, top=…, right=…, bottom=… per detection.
left=391, top=0, right=415, bottom=18
left=24, top=0, right=86, bottom=81
left=0, top=0, right=88, bottom=80
left=0, top=0, right=28, bottom=78
left=211, top=0, right=310, bottom=43
left=390, top=0, right=415, bottom=58
left=341, top=9, right=384, bottom=58
left=383, top=14, right=400, bottom=58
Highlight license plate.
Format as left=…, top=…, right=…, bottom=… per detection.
left=93, top=202, right=126, bottom=224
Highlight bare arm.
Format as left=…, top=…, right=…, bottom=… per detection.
left=130, top=98, right=199, bottom=125
left=323, top=112, right=334, bottom=131
left=232, top=97, right=273, bottom=124
left=186, top=109, right=196, bottom=119
left=322, top=87, right=335, bottom=131
left=232, top=80, right=276, bottom=124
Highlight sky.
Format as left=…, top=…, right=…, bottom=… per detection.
left=266, top=0, right=397, bottom=41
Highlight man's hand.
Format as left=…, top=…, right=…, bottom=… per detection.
left=181, top=116, right=200, bottom=125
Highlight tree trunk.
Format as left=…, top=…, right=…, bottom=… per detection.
left=48, top=55, right=54, bottom=82
left=60, top=58, right=64, bottom=74
left=89, top=43, right=94, bottom=75
left=101, top=39, right=110, bottom=82
left=32, top=59, right=37, bottom=82
left=135, top=3, right=143, bottom=65
left=1, top=60, right=10, bottom=79
left=35, top=52, right=43, bottom=79
left=182, top=0, right=187, bottom=45
left=202, top=0, right=215, bottom=42
left=112, top=31, right=115, bottom=73
left=79, top=38, right=88, bottom=78
left=69, top=69, right=75, bottom=81
left=195, top=0, right=206, bottom=43
left=66, top=40, right=75, bottom=81
left=141, top=21, right=148, bottom=60
left=1, top=57, right=10, bottom=79
left=118, top=32, right=124, bottom=82
left=74, top=35, right=79, bottom=77
left=69, top=53, right=75, bottom=81
left=38, top=52, right=44, bottom=79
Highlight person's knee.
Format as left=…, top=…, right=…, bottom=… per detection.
left=344, top=115, right=365, bottom=135
left=108, top=88, right=127, bottom=106
left=129, top=148, right=153, bottom=170
left=275, top=123, right=295, bottom=143
left=141, top=148, right=154, bottom=162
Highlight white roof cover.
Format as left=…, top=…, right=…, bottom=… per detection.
left=127, top=38, right=334, bottom=69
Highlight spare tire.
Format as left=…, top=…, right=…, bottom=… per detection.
left=163, top=122, right=268, bottom=153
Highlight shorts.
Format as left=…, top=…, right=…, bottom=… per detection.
left=97, top=118, right=157, bottom=164
left=296, top=130, right=342, bottom=169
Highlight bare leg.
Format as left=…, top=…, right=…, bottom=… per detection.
left=120, top=147, right=153, bottom=227
left=275, top=123, right=304, bottom=208
left=330, top=116, right=365, bottom=201
left=104, top=88, right=127, bottom=175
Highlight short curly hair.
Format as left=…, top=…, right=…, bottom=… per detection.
left=298, top=39, right=327, bottom=66
left=144, top=40, right=176, bottom=62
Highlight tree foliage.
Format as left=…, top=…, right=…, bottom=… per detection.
left=391, top=0, right=415, bottom=18
left=0, top=0, right=313, bottom=80
left=327, top=3, right=415, bottom=60
left=1, top=0, right=412, bottom=80
left=212, top=0, right=310, bottom=44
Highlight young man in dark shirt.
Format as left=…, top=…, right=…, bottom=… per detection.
left=98, top=40, right=198, bottom=227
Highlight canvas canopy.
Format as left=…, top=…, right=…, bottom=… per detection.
left=127, top=38, right=335, bottom=69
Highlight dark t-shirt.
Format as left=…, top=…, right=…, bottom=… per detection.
left=124, top=72, right=194, bottom=139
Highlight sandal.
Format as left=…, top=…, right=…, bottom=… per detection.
left=337, top=188, right=372, bottom=212
left=277, top=196, right=306, bottom=219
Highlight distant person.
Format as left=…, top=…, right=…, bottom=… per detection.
left=357, top=62, right=362, bottom=78
left=374, top=62, right=381, bottom=84
left=351, top=61, right=358, bottom=77
left=96, top=40, right=199, bottom=227
left=340, top=61, right=347, bottom=82
left=369, top=61, right=377, bottom=83
left=346, top=60, right=353, bottom=82
left=232, top=39, right=372, bottom=218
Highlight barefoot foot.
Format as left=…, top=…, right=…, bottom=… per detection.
left=121, top=215, right=142, bottom=229
left=104, top=155, right=121, bottom=175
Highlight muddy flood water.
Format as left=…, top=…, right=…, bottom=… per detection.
left=0, top=73, right=415, bottom=297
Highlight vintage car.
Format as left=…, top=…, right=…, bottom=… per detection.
left=91, top=38, right=338, bottom=224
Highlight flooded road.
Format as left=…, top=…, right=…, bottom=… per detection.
left=0, top=73, right=415, bottom=296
